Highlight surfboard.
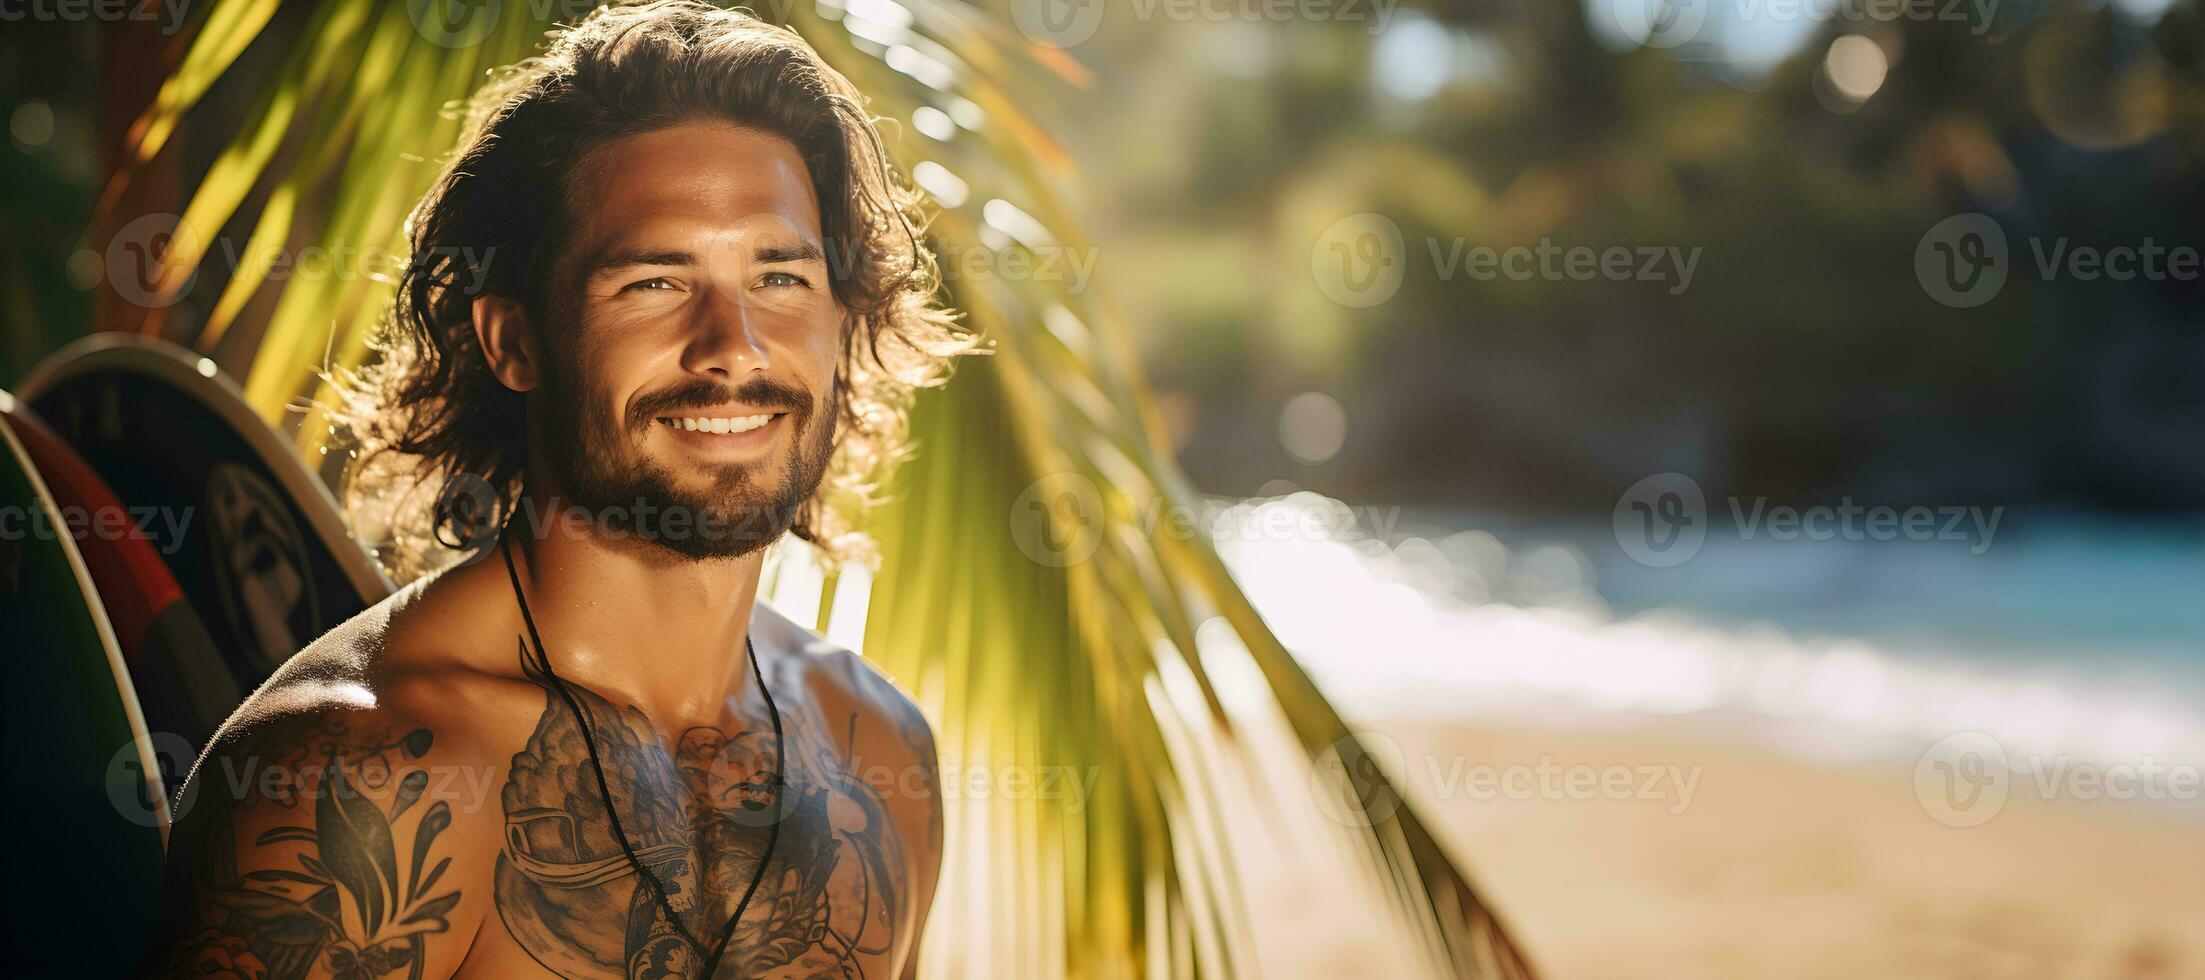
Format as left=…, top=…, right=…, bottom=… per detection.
left=0, top=389, right=168, bottom=975
left=2, top=395, right=237, bottom=752
left=19, top=336, right=394, bottom=700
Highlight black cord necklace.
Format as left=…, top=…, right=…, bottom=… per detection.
left=500, top=531, right=784, bottom=980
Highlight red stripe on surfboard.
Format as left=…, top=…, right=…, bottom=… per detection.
left=0, top=408, right=188, bottom=656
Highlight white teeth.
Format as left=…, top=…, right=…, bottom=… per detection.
left=660, top=414, right=776, bottom=434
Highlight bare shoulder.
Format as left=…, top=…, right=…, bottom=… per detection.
left=751, top=600, right=938, bottom=770
left=749, top=600, right=945, bottom=957
left=215, top=556, right=553, bottom=759
left=151, top=577, right=531, bottom=978
left=749, top=602, right=942, bottom=831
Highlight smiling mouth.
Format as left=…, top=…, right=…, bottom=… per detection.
left=654, top=412, right=784, bottom=434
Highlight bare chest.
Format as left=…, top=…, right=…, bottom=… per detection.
left=481, top=688, right=906, bottom=979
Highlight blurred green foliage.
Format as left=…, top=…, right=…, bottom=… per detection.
left=8, top=2, right=2200, bottom=512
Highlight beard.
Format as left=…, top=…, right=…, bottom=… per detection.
left=535, top=356, right=838, bottom=560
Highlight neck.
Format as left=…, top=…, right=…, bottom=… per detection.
left=500, top=484, right=768, bottom=727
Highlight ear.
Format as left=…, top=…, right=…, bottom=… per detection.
left=471, top=294, right=540, bottom=392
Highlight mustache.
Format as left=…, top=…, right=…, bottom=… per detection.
left=630, top=376, right=812, bottom=426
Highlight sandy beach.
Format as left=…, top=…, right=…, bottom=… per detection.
left=1369, top=719, right=2205, bottom=980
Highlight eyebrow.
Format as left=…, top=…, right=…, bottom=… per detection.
left=755, top=241, right=825, bottom=264
left=588, top=240, right=826, bottom=277
left=591, top=248, right=695, bottom=274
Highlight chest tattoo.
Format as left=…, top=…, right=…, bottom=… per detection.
left=495, top=648, right=908, bottom=978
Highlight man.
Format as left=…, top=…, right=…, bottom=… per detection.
left=153, top=3, right=974, bottom=977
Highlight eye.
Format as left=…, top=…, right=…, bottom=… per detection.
left=758, top=270, right=812, bottom=289
left=621, top=277, right=680, bottom=294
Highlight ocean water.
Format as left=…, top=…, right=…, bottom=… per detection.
left=1206, top=494, right=2205, bottom=776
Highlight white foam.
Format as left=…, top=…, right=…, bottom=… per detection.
left=1211, top=493, right=2205, bottom=774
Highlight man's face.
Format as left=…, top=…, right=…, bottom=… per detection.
left=533, top=122, right=842, bottom=558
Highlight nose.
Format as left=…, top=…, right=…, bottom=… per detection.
left=679, top=285, right=769, bottom=379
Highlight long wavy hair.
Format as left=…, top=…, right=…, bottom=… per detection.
left=334, top=0, right=976, bottom=582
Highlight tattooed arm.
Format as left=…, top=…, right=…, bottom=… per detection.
left=150, top=699, right=499, bottom=980
left=824, top=651, right=946, bottom=980
left=889, top=713, right=942, bottom=980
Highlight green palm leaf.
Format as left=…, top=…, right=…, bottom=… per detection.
left=127, top=1, right=1534, bottom=975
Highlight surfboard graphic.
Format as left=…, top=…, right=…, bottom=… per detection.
left=0, top=389, right=168, bottom=976
left=2, top=395, right=236, bottom=754
left=19, top=336, right=394, bottom=703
